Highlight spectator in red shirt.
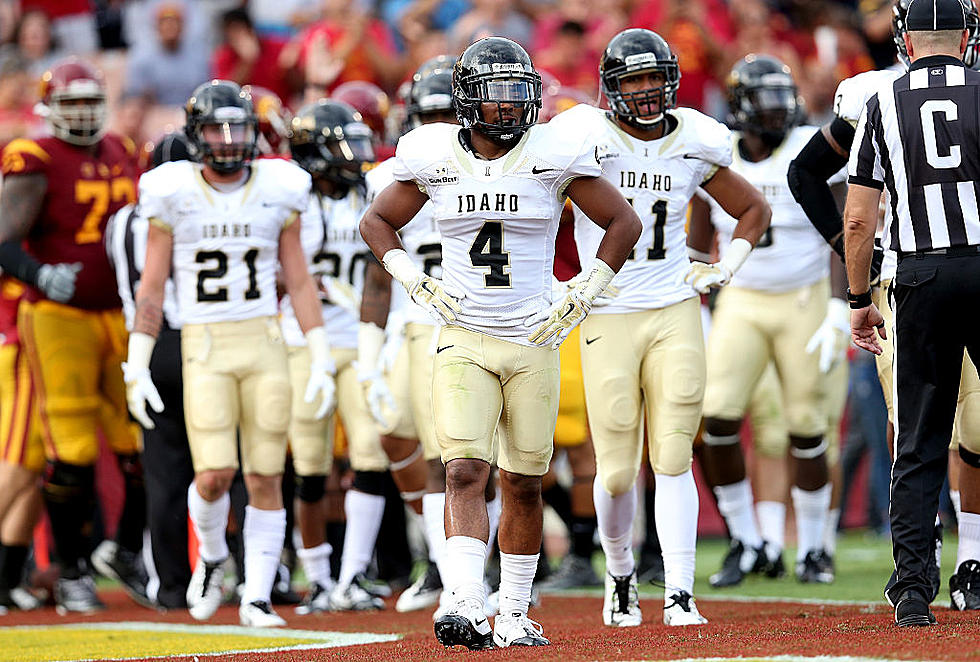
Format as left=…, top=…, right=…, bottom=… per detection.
left=535, top=21, right=600, bottom=96
left=212, top=8, right=297, bottom=106
left=0, top=52, right=40, bottom=145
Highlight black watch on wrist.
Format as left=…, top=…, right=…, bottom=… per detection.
left=846, top=288, right=872, bottom=309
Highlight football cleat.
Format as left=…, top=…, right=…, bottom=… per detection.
left=240, top=600, right=287, bottom=628
left=536, top=554, right=601, bottom=591
left=949, top=559, right=980, bottom=611
left=186, top=558, right=226, bottom=621
left=663, top=590, right=707, bottom=626
left=54, top=575, right=104, bottom=614
left=815, top=549, right=836, bottom=583
left=352, top=572, right=392, bottom=598
left=757, top=544, right=786, bottom=579
left=795, top=550, right=833, bottom=584
left=493, top=612, right=550, bottom=647
left=396, top=562, right=442, bottom=612
left=709, top=539, right=763, bottom=588
left=330, top=581, right=384, bottom=611
left=91, top=540, right=153, bottom=608
left=603, top=571, right=642, bottom=627
left=434, top=598, right=493, bottom=650
left=295, top=581, right=334, bottom=615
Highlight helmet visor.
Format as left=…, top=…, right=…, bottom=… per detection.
left=482, top=79, right=535, bottom=102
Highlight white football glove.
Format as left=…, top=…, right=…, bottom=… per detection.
left=357, top=321, right=397, bottom=428
left=122, top=332, right=164, bottom=429
left=304, top=326, right=337, bottom=420
left=321, top=276, right=361, bottom=317
left=681, top=237, right=753, bottom=294
left=806, top=297, right=852, bottom=373
left=527, top=259, right=615, bottom=349
left=556, top=274, right=620, bottom=305
left=359, top=368, right=397, bottom=429
left=383, top=249, right=463, bottom=324
left=37, top=262, right=82, bottom=303
left=379, top=310, right=405, bottom=374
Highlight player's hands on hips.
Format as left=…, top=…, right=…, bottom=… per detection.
left=682, top=261, right=732, bottom=294
left=526, top=288, right=591, bottom=349
left=122, top=362, right=164, bottom=429
left=37, top=262, right=82, bottom=303
left=409, top=275, right=464, bottom=325
left=558, top=274, right=619, bottom=305
left=806, top=298, right=851, bottom=373
left=850, top=303, right=886, bottom=356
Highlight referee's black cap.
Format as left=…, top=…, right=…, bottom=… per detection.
left=906, top=0, right=969, bottom=31
left=150, top=132, right=194, bottom=167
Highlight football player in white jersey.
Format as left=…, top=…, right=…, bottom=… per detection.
left=787, top=0, right=980, bottom=610
left=568, top=29, right=770, bottom=628
left=125, top=81, right=335, bottom=628
left=360, top=56, right=472, bottom=615
left=360, top=37, right=641, bottom=649
left=690, top=55, right=846, bottom=588
left=279, top=99, right=388, bottom=613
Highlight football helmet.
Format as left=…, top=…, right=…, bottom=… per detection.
left=453, top=37, right=542, bottom=144
left=289, top=100, right=375, bottom=188
left=541, top=84, right=593, bottom=122
left=150, top=131, right=194, bottom=168
left=36, top=58, right=108, bottom=146
left=332, top=81, right=390, bottom=141
left=894, top=0, right=980, bottom=68
left=726, top=54, right=803, bottom=148
left=406, top=56, right=456, bottom=130
left=243, top=85, right=291, bottom=156
left=600, top=29, right=680, bottom=127
left=185, top=80, right=257, bottom=175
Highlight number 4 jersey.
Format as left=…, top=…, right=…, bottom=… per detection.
left=567, top=104, right=733, bottom=313
left=392, top=120, right=601, bottom=344
left=137, top=158, right=311, bottom=326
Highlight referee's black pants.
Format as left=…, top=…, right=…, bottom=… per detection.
left=889, top=250, right=980, bottom=603
left=141, top=327, right=195, bottom=609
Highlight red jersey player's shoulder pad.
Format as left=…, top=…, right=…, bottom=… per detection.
left=1, top=138, right=52, bottom=176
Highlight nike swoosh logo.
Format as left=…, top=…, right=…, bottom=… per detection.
left=475, top=617, right=488, bottom=627
left=436, top=345, right=454, bottom=353
left=560, top=303, right=576, bottom=319
left=531, top=166, right=556, bottom=174
left=682, top=154, right=700, bottom=160
left=585, top=336, right=601, bottom=345
left=421, top=282, right=435, bottom=295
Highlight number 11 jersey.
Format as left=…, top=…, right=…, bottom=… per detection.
left=137, top=159, right=311, bottom=326
left=392, top=120, right=601, bottom=344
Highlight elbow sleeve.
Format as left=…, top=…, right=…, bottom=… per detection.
left=787, top=132, right=851, bottom=261
left=0, top=241, right=41, bottom=286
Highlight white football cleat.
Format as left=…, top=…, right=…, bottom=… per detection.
left=434, top=597, right=493, bottom=650
left=396, top=563, right=442, bottom=613
left=240, top=600, right=286, bottom=627
left=603, top=571, right=642, bottom=627
left=186, top=558, right=225, bottom=621
left=663, top=590, right=708, bottom=626
left=493, top=612, right=550, bottom=647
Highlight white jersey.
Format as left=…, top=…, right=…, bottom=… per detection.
left=104, top=202, right=180, bottom=330
left=567, top=104, right=733, bottom=313
left=393, top=120, right=601, bottom=344
left=138, top=159, right=311, bottom=326
left=366, top=158, right=442, bottom=327
left=706, top=126, right=830, bottom=292
left=834, top=66, right=904, bottom=281
left=280, top=189, right=370, bottom=349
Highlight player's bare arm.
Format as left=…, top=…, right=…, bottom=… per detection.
left=132, top=224, right=172, bottom=339
left=359, top=180, right=429, bottom=261
left=686, top=195, right=716, bottom=260
left=279, top=217, right=325, bottom=334
left=701, top=167, right=771, bottom=246
left=564, top=176, right=642, bottom=271
left=360, top=260, right=392, bottom=328
left=0, top=174, right=48, bottom=284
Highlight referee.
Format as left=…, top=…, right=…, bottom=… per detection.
left=845, top=0, right=980, bottom=626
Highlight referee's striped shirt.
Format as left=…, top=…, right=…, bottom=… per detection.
left=848, top=54, right=980, bottom=253
left=104, top=203, right=181, bottom=331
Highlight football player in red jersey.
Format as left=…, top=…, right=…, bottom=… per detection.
left=332, top=81, right=395, bottom=160
left=0, top=58, right=146, bottom=613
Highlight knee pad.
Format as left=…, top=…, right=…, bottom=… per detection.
left=388, top=443, right=423, bottom=472
left=253, top=375, right=291, bottom=434
left=789, top=435, right=828, bottom=460
left=295, top=473, right=327, bottom=503
left=116, top=453, right=144, bottom=490
left=960, top=445, right=980, bottom=469
left=187, top=375, right=235, bottom=431
left=42, top=461, right=95, bottom=504
left=352, top=470, right=387, bottom=496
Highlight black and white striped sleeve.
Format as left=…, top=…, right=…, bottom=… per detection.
left=848, top=94, right=885, bottom=190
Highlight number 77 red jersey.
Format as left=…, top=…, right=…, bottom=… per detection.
left=0, top=133, right=140, bottom=310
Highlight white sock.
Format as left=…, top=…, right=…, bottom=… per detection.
left=337, top=490, right=386, bottom=588
left=712, top=479, right=762, bottom=549
left=656, top=471, right=699, bottom=597
left=485, top=491, right=502, bottom=561
left=498, top=552, right=538, bottom=617
left=951, top=490, right=962, bottom=520
left=187, top=482, right=230, bottom=563
left=444, top=536, right=487, bottom=605
left=823, top=507, right=841, bottom=556
left=791, top=485, right=831, bottom=561
left=297, top=542, right=332, bottom=589
left=756, top=500, right=786, bottom=561
left=240, top=506, right=286, bottom=606
left=957, top=511, right=980, bottom=572
left=593, top=477, right=636, bottom=577
left=422, top=492, right=447, bottom=581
